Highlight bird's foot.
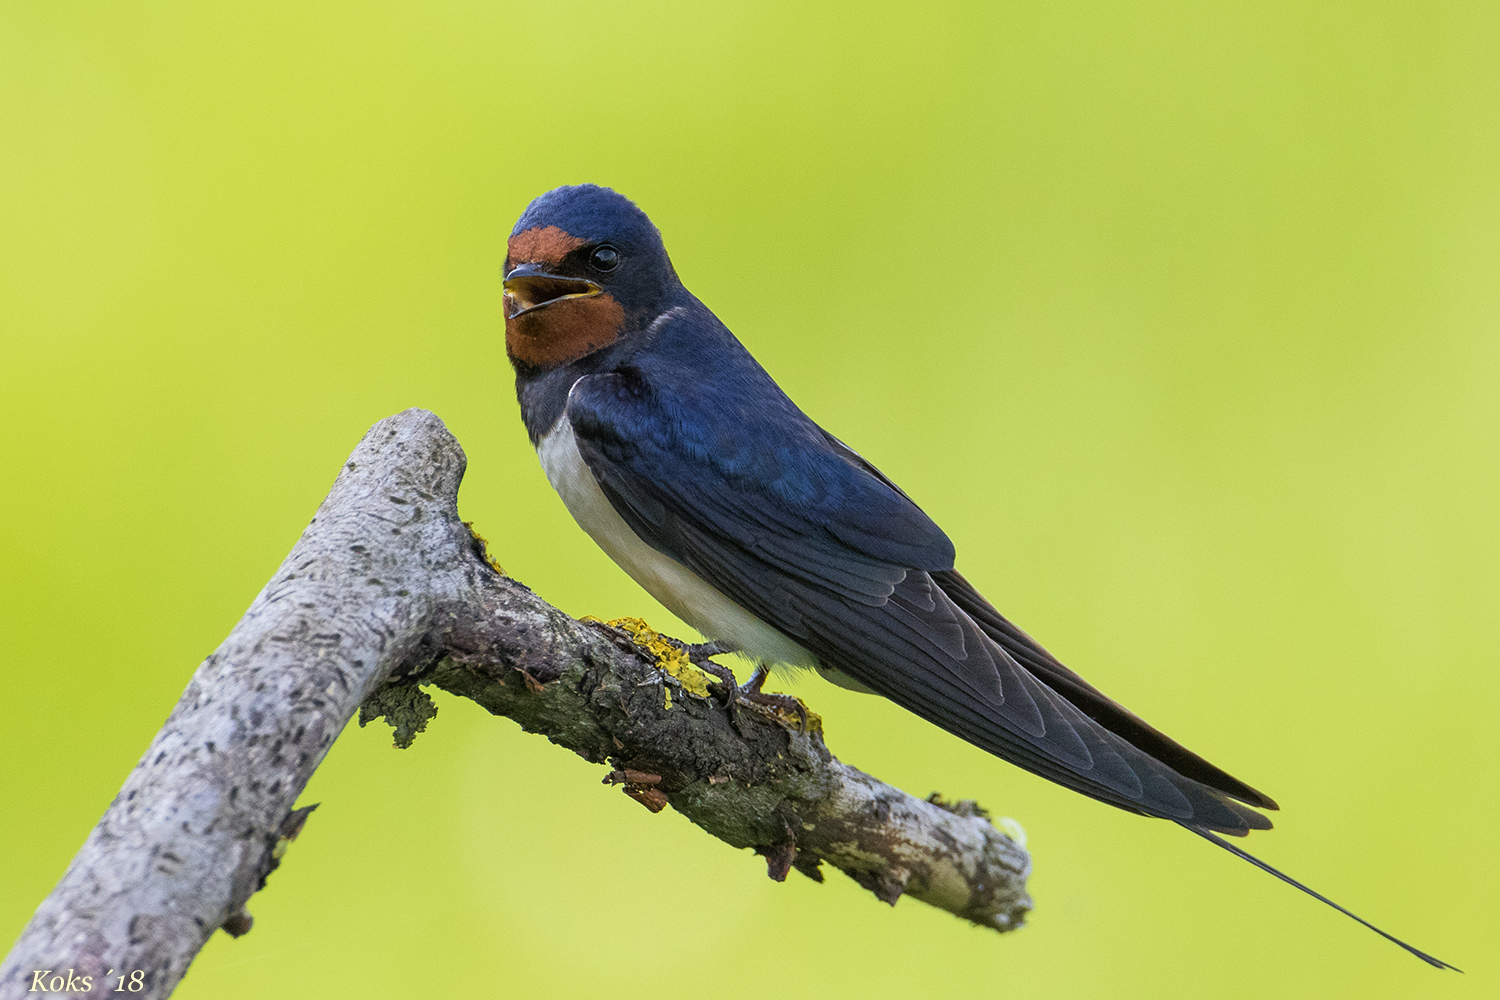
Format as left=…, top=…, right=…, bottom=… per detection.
left=675, top=639, right=741, bottom=707
left=602, top=623, right=815, bottom=732
left=693, top=658, right=741, bottom=708
left=737, top=664, right=810, bottom=732
left=683, top=640, right=732, bottom=660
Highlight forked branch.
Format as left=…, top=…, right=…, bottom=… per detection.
left=0, top=409, right=1030, bottom=1000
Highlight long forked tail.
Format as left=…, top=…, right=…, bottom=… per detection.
left=1180, top=823, right=1459, bottom=971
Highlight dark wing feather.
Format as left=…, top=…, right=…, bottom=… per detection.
left=932, top=569, right=1279, bottom=810
left=819, top=428, right=1279, bottom=811
left=567, top=372, right=1272, bottom=835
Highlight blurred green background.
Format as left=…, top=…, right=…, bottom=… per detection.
left=2, top=1, right=1495, bottom=996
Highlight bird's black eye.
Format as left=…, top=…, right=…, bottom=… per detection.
left=589, top=245, right=619, bottom=272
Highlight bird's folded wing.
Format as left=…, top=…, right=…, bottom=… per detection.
left=567, top=374, right=1272, bottom=834
left=817, top=428, right=1278, bottom=812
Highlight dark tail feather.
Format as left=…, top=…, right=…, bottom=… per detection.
left=1180, top=823, right=1459, bottom=971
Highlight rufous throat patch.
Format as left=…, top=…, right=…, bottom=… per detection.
left=506, top=293, right=626, bottom=371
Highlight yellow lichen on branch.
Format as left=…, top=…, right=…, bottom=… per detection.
left=602, top=616, right=715, bottom=701
left=463, top=521, right=507, bottom=576
left=583, top=615, right=823, bottom=731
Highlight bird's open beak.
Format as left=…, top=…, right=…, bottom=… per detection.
left=503, top=263, right=603, bottom=319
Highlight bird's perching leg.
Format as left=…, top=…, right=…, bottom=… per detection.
left=735, top=663, right=810, bottom=730
left=678, top=638, right=811, bottom=731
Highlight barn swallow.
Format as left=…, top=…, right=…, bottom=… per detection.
left=501, top=184, right=1453, bottom=969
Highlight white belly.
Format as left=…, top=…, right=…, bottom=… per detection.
left=536, top=415, right=818, bottom=670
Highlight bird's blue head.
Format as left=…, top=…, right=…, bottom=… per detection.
left=504, top=185, right=678, bottom=374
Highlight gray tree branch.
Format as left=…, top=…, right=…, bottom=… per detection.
left=0, top=409, right=1031, bottom=1000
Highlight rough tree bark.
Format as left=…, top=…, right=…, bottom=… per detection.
left=0, top=409, right=1031, bottom=1000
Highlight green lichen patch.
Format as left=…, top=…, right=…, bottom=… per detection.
left=358, top=682, right=438, bottom=749
left=925, top=792, right=1027, bottom=848
left=924, top=791, right=990, bottom=820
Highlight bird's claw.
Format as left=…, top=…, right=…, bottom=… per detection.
left=736, top=664, right=810, bottom=732
left=694, top=657, right=741, bottom=708
left=675, top=639, right=739, bottom=706
left=625, top=630, right=811, bottom=732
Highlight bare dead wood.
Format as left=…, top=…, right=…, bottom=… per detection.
left=0, top=408, right=1031, bottom=1000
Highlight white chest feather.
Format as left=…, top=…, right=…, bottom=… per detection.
left=536, top=416, right=815, bottom=669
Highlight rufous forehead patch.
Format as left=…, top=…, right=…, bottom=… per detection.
left=508, top=225, right=587, bottom=267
